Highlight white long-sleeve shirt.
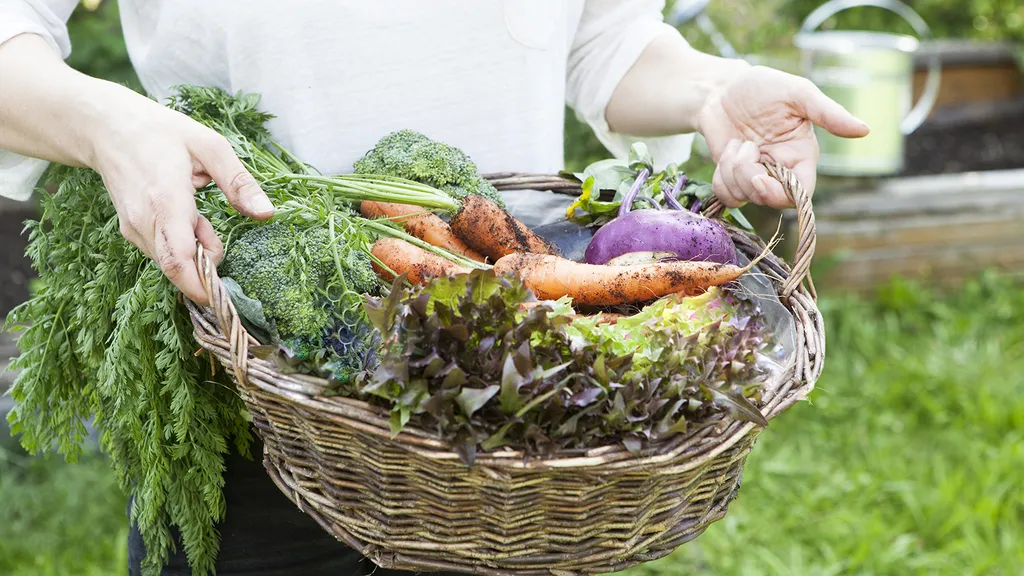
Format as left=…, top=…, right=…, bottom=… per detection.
left=0, top=0, right=695, bottom=220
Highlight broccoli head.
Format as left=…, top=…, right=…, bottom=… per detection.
left=340, top=249, right=378, bottom=296
left=353, top=129, right=506, bottom=208
left=219, top=222, right=334, bottom=345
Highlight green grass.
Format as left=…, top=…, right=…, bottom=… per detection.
left=627, top=271, right=1024, bottom=576
left=0, top=441, right=128, bottom=576
left=2, top=272, right=1022, bottom=575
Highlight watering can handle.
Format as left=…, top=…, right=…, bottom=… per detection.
left=800, top=0, right=941, bottom=134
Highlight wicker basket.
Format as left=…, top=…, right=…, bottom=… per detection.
left=185, top=163, right=823, bottom=575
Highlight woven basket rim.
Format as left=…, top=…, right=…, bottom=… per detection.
left=185, top=163, right=824, bottom=472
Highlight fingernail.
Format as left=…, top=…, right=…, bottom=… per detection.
left=249, top=195, right=274, bottom=215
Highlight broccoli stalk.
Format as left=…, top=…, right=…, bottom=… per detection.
left=353, top=129, right=506, bottom=208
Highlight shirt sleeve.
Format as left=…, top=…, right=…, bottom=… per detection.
left=0, top=0, right=78, bottom=201
left=566, top=0, right=696, bottom=171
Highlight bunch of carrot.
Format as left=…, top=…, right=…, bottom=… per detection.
left=363, top=196, right=765, bottom=308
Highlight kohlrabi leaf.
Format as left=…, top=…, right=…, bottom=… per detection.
left=565, top=176, right=625, bottom=225
left=583, top=159, right=632, bottom=193
left=627, top=142, right=654, bottom=173
left=723, top=207, right=756, bottom=232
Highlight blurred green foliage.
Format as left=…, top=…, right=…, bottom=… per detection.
left=65, top=2, right=139, bottom=91
left=0, top=439, right=127, bottom=576
left=781, top=0, right=1024, bottom=41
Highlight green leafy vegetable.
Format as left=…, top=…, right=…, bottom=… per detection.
left=4, top=167, right=252, bottom=576
left=221, top=223, right=334, bottom=343
left=354, top=270, right=774, bottom=465
left=565, top=143, right=755, bottom=232
left=218, top=220, right=383, bottom=360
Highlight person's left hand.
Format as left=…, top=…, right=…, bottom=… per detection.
left=696, top=65, right=871, bottom=209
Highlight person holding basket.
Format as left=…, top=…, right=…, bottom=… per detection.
left=0, top=1, right=868, bottom=574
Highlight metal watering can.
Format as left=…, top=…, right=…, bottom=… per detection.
left=794, top=0, right=942, bottom=176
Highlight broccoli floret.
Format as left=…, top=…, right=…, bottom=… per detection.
left=221, top=221, right=383, bottom=361
left=220, top=222, right=334, bottom=346
left=353, top=129, right=506, bottom=208
left=340, top=250, right=378, bottom=295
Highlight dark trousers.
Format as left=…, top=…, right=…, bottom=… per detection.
left=127, top=440, right=465, bottom=576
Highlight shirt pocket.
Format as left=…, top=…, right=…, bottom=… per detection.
left=502, top=0, right=560, bottom=50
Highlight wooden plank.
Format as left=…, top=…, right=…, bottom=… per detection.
left=913, top=40, right=1022, bottom=68
left=917, top=97, right=1024, bottom=132
left=816, top=212, right=1024, bottom=254
left=823, top=168, right=1024, bottom=199
left=815, top=187, right=1024, bottom=221
left=913, top=65, right=1023, bottom=111
left=817, top=236, right=1024, bottom=293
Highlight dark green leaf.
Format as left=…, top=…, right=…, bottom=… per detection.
left=536, top=361, right=572, bottom=381
left=500, top=354, right=528, bottom=415
left=724, top=207, right=756, bottom=232
left=456, top=385, right=499, bottom=418
left=480, top=421, right=517, bottom=451
left=441, top=366, right=467, bottom=389
left=365, top=362, right=406, bottom=399
left=221, top=277, right=278, bottom=341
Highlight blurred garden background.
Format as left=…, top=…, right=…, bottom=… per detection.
left=2, top=1, right=1023, bottom=574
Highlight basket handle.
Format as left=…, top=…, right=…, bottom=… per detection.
left=484, top=163, right=817, bottom=301
left=701, top=163, right=816, bottom=301
left=195, top=243, right=253, bottom=386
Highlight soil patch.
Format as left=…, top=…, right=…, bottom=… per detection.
left=905, top=97, right=1024, bottom=176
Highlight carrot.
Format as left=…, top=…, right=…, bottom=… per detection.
left=449, top=195, right=558, bottom=261
left=493, top=252, right=766, bottom=307
left=360, top=200, right=486, bottom=263
left=371, top=238, right=471, bottom=285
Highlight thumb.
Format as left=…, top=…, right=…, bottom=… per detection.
left=795, top=79, right=871, bottom=139
left=188, top=130, right=275, bottom=220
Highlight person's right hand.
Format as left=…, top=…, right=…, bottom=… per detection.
left=91, top=93, right=275, bottom=305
